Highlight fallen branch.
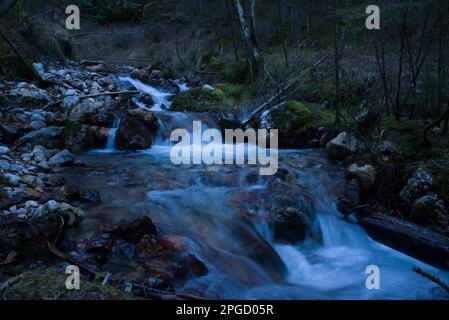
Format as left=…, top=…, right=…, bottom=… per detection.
left=43, top=90, right=139, bottom=110
left=413, top=266, right=449, bottom=294
left=241, top=55, right=328, bottom=126
left=47, top=242, right=208, bottom=300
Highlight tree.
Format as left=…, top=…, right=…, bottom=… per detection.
left=233, top=0, right=262, bottom=75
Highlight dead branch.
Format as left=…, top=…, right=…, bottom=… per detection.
left=43, top=90, right=139, bottom=110
left=241, top=55, right=328, bottom=126
left=413, top=266, right=449, bottom=294
left=47, top=242, right=208, bottom=300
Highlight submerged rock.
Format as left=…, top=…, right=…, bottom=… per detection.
left=272, top=207, right=311, bottom=244
left=85, top=233, right=116, bottom=253
left=105, top=216, right=158, bottom=244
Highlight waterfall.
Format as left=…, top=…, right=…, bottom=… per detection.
left=105, top=118, right=121, bottom=151
left=119, top=76, right=173, bottom=111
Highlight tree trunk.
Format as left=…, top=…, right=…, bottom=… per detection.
left=334, top=0, right=342, bottom=127
left=233, top=0, right=262, bottom=72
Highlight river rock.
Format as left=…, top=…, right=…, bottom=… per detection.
left=337, top=179, right=361, bottom=215
left=115, top=116, right=153, bottom=150
left=33, top=200, right=84, bottom=227
left=346, top=164, right=376, bottom=190
left=61, top=89, right=80, bottom=111
left=29, top=120, right=46, bottom=131
left=0, top=84, right=50, bottom=108
left=85, top=233, right=116, bottom=253
left=0, top=146, right=10, bottom=155
left=127, top=108, right=158, bottom=130
left=399, top=168, right=433, bottom=204
left=48, top=149, right=74, bottom=166
left=18, top=127, right=64, bottom=149
left=410, top=193, right=447, bottom=227
left=326, top=132, right=363, bottom=159
left=67, top=99, right=112, bottom=124
left=272, top=207, right=311, bottom=244
left=105, top=216, right=158, bottom=244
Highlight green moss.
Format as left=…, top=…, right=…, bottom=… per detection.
left=2, top=267, right=130, bottom=300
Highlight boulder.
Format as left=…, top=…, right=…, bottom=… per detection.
left=61, top=89, right=80, bottom=111
left=127, top=108, right=158, bottom=130
left=0, top=84, right=50, bottom=108
left=33, top=200, right=84, bottom=227
left=326, top=132, right=363, bottom=159
left=272, top=207, right=311, bottom=244
left=399, top=168, right=433, bottom=204
left=346, top=163, right=376, bottom=190
left=48, top=149, right=74, bottom=166
left=410, top=193, right=447, bottom=227
left=337, top=179, right=361, bottom=215
left=105, top=216, right=158, bottom=244
left=67, top=99, right=112, bottom=124
left=115, top=116, right=153, bottom=150
left=18, top=127, right=64, bottom=149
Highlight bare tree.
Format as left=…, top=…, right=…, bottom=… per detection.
left=233, top=0, right=262, bottom=74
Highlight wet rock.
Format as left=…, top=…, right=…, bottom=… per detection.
left=3, top=187, right=41, bottom=205
left=127, top=108, right=158, bottom=131
left=346, top=163, right=376, bottom=190
left=399, top=168, right=433, bottom=204
left=146, top=271, right=174, bottom=291
left=79, top=190, right=101, bottom=203
left=176, top=254, right=209, bottom=278
left=117, top=242, right=136, bottom=259
left=19, top=127, right=64, bottom=149
left=48, top=149, right=74, bottom=166
left=378, top=141, right=396, bottom=156
left=136, top=234, right=161, bottom=256
left=326, top=132, right=363, bottom=159
left=158, top=235, right=189, bottom=253
left=337, top=179, right=361, bottom=215
left=410, top=193, right=447, bottom=227
left=65, top=124, right=95, bottom=152
left=106, top=216, right=158, bottom=243
left=85, top=233, right=116, bottom=253
left=115, top=116, right=153, bottom=150
left=60, top=185, right=79, bottom=201
left=272, top=207, right=311, bottom=243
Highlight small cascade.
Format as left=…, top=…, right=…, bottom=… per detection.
left=105, top=118, right=121, bottom=151
left=119, top=76, right=173, bottom=111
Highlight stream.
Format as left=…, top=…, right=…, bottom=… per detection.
left=62, top=77, right=448, bottom=300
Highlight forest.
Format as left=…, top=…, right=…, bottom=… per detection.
left=1, top=0, right=449, bottom=300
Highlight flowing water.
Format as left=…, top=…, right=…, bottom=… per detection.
left=63, top=78, right=449, bottom=300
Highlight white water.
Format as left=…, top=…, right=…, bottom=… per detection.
left=80, top=77, right=449, bottom=300
left=119, top=76, right=173, bottom=111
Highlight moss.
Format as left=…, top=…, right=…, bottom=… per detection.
left=3, top=267, right=130, bottom=300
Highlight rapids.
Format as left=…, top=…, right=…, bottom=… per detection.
left=62, top=77, right=449, bottom=300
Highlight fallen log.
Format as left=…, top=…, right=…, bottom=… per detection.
left=413, top=266, right=449, bottom=294
left=359, top=212, right=449, bottom=270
